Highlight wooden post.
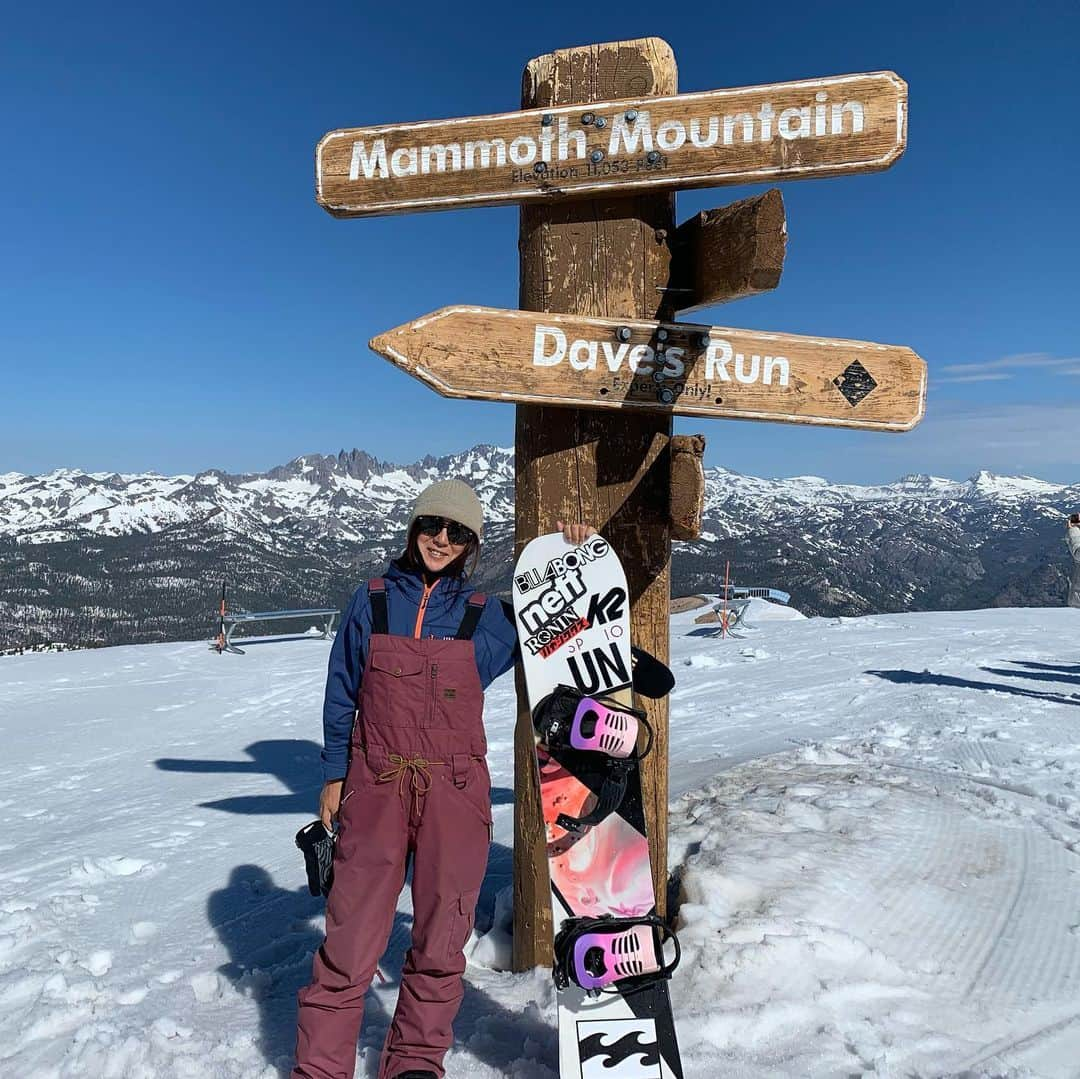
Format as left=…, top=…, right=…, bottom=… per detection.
left=670, top=434, right=706, bottom=541
left=513, top=37, right=677, bottom=971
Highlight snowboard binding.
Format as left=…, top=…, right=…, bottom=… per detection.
left=533, top=687, right=654, bottom=834
left=533, top=685, right=654, bottom=760
left=552, top=914, right=681, bottom=996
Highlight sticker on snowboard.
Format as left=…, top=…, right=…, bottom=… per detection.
left=577, top=1018, right=661, bottom=1079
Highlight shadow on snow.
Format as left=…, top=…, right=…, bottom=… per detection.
left=155, top=739, right=324, bottom=814
left=1007, top=660, right=1080, bottom=674
left=157, top=742, right=516, bottom=814
left=209, top=841, right=550, bottom=1077
left=981, top=665, right=1080, bottom=687
left=866, top=668, right=1080, bottom=707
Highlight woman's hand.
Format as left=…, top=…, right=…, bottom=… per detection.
left=557, top=520, right=597, bottom=545
left=320, top=779, right=344, bottom=829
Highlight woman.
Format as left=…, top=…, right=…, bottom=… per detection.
left=293, top=478, right=593, bottom=1079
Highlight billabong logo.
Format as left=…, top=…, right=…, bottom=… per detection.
left=515, top=534, right=611, bottom=594
left=577, top=1018, right=660, bottom=1079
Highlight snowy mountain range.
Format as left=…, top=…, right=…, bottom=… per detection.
left=1, top=445, right=1076, bottom=648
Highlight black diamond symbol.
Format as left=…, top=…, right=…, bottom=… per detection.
left=833, top=360, right=877, bottom=406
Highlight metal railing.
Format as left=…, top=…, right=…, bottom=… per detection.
left=213, top=608, right=339, bottom=654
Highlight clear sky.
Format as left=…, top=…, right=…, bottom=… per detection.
left=2, top=0, right=1077, bottom=484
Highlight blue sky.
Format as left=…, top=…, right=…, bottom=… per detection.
left=2, top=0, right=1076, bottom=484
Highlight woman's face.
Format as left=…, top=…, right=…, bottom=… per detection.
left=416, top=521, right=469, bottom=574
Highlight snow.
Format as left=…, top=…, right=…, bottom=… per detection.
left=702, top=466, right=1073, bottom=512
left=967, top=471, right=1066, bottom=500
left=2, top=606, right=1079, bottom=1076
left=239, top=479, right=321, bottom=501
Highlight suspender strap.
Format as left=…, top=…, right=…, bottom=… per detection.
left=370, top=581, right=481, bottom=638
left=455, top=593, right=486, bottom=641
left=368, top=578, right=388, bottom=636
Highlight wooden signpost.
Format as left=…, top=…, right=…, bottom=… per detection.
left=316, top=36, right=925, bottom=974
left=317, top=71, right=906, bottom=217
left=370, top=305, right=927, bottom=430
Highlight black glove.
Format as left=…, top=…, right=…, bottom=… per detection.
left=295, top=820, right=336, bottom=897
left=630, top=645, right=676, bottom=699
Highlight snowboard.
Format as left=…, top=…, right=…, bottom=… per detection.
left=512, top=532, right=683, bottom=1079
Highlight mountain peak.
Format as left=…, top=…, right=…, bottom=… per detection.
left=4, top=445, right=1076, bottom=649
left=966, top=471, right=1065, bottom=500
left=0, top=447, right=1070, bottom=550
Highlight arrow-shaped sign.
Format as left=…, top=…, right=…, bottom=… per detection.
left=369, top=307, right=926, bottom=431
left=318, top=71, right=906, bottom=218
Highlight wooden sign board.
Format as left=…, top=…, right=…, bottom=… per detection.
left=370, top=306, right=926, bottom=431
left=318, top=71, right=907, bottom=218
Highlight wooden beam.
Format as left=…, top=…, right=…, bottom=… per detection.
left=670, top=434, right=706, bottom=541
left=513, top=37, right=676, bottom=972
left=668, top=188, right=786, bottom=312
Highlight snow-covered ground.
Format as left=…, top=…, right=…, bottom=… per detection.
left=2, top=601, right=1079, bottom=1077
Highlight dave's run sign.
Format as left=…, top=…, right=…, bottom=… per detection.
left=369, top=306, right=927, bottom=431
left=317, top=71, right=906, bottom=218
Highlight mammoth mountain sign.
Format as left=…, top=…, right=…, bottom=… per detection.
left=369, top=306, right=927, bottom=431
left=317, top=71, right=907, bottom=218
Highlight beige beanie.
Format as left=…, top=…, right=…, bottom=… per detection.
left=408, top=479, right=484, bottom=542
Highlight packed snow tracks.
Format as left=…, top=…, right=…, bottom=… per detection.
left=668, top=744, right=1080, bottom=1077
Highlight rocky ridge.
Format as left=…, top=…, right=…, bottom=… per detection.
left=0, top=447, right=1075, bottom=648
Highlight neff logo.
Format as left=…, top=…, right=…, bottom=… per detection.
left=517, top=568, right=587, bottom=636
left=533, top=326, right=790, bottom=388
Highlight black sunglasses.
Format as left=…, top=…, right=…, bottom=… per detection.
left=415, top=515, right=476, bottom=546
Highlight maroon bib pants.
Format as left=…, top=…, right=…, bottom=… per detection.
left=293, top=585, right=493, bottom=1079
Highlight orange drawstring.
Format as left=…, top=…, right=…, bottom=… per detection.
left=377, top=754, right=445, bottom=818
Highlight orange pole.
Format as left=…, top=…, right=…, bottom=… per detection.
left=216, top=581, right=226, bottom=654
left=721, top=560, right=730, bottom=639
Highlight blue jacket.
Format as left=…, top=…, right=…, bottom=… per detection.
left=321, top=560, right=518, bottom=781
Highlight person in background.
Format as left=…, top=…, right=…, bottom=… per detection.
left=292, top=476, right=594, bottom=1079
left=1067, top=513, right=1080, bottom=609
